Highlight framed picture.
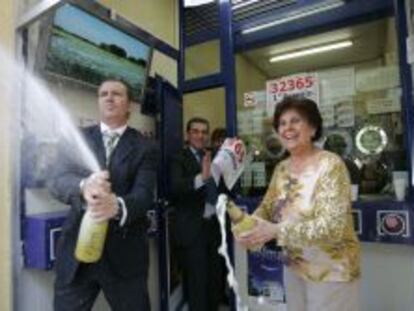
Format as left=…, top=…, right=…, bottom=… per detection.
left=36, top=3, right=153, bottom=102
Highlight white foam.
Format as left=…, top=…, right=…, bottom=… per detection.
left=216, top=194, right=248, bottom=311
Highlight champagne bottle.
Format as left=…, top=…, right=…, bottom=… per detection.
left=226, top=200, right=262, bottom=251
left=74, top=210, right=108, bottom=263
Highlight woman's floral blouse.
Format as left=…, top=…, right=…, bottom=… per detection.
left=254, top=150, right=360, bottom=282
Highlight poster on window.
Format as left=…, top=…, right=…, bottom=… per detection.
left=319, top=67, right=355, bottom=99
left=266, top=73, right=319, bottom=117
left=248, top=243, right=286, bottom=306
left=356, top=66, right=400, bottom=92
left=320, top=97, right=355, bottom=128
left=244, top=90, right=266, bottom=110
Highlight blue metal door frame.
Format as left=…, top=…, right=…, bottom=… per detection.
left=180, top=0, right=237, bottom=135
left=394, top=0, right=414, bottom=197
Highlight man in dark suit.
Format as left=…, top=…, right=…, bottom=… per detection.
left=48, top=79, right=157, bottom=311
left=170, top=117, right=224, bottom=311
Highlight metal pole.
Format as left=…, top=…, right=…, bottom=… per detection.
left=178, top=0, right=186, bottom=94
left=219, top=0, right=237, bottom=137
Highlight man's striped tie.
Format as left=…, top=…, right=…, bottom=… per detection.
left=104, top=132, right=120, bottom=167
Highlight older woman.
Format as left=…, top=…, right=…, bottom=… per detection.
left=238, top=96, right=360, bottom=311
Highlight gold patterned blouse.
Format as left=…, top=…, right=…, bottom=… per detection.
left=254, top=150, right=360, bottom=282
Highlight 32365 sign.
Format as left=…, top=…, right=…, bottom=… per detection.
left=266, top=73, right=319, bottom=116
left=268, top=75, right=315, bottom=94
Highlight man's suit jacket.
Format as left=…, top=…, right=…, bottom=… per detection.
left=48, top=125, right=157, bottom=285
left=170, top=147, right=207, bottom=248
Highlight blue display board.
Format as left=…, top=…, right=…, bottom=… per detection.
left=247, top=243, right=285, bottom=304
left=237, top=196, right=414, bottom=246
left=236, top=197, right=286, bottom=305
left=24, top=211, right=67, bottom=270
left=24, top=209, right=158, bottom=270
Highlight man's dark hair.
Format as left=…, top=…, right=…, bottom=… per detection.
left=98, top=78, right=133, bottom=101
left=186, top=117, right=210, bottom=132
left=273, top=96, right=323, bottom=141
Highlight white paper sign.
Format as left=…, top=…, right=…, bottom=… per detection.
left=244, top=90, right=266, bottom=109
left=251, top=162, right=266, bottom=187
left=366, top=98, right=401, bottom=114
left=211, top=138, right=247, bottom=190
left=241, top=167, right=252, bottom=188
left=266, top=73, right=319, bottom=117
left=238, top=109, right=265, bottom=135
left=356, top=66, right=400, bottom=91
left=319, top=105, right=335, bottom=127
left=237, top=111, right=251, bottom=135
left=319, top=67, right=355, bottom=99
left=336, top=100, right=355, bottom=127
left=320, top=97, right=355, bottom=128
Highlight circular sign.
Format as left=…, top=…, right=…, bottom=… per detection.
left=381, top=213, right=405, bottom=236
left=355, top=126, right=388, bottom=155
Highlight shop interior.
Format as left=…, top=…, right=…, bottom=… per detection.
left=238, top=17, right=403, bottom=199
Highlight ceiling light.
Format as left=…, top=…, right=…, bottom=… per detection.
left=269, top=40, right=353, bottom=62
left=232, top=0, right=260, bottom=10
left=184, top=0, right=215, bottom=7
left=242, top=1, right=345, bottom=34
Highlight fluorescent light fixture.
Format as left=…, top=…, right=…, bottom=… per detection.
left=242, top=1, right=344, bottom=34
left=184, top=0, right=215, bottom=7
left=232, top=0, right=260, bottom=10
left=269, top=40, right=353, bottom=62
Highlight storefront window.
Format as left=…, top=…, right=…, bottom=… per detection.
left=238, top=18, right=404, bottom=200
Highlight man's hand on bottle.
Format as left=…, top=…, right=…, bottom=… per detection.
left=81, top=171, right=111, bottom=202
left=87, top=192, right=118, bottom=222
left=81, top=171, right=118, bottom=222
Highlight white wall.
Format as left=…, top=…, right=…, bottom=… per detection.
left=360, top=243, right=414, bottom=311
left=0, top=0, right=14, bottom=309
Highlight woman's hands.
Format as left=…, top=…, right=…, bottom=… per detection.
left=235, top=216, right=279, bottom=249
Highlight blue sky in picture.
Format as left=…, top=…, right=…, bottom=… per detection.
left=54, top=4, right=150, bottom=60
